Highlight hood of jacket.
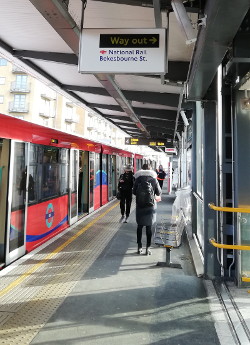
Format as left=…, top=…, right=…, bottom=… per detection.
left=134, top=169, right=157, bottom=179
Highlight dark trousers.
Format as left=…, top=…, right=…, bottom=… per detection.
left=158, top=179, right=163, bottom=189
left=120, top=190, right=132, bottom=217
left=137, top=225, right=152, bottom=248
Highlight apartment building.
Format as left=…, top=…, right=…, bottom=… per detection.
left=0, top=56, right=131, bottom=149
left=0, top=57, right=165, bottom=164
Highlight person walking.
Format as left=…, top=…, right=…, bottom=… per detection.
left=133, top=163, right=161, bottom=255
left=156, top=165, right=166, bottom=189
left=118, top=164, right=134, bottom=223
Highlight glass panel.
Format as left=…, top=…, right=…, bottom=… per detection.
left=112, top=155, right=116, bottom=196
left=41, top=147, right=60, bottom=200
left=196, top=199, right=204, bottom=252
left=81, top=151, right=89, bottom=213
left=196, top=102, right=204, bottom=197
left=108, top=155, right=112, bottom=199
left=16, top=75, right=27, bottom=87
left=239, top=213, right=250, bottom=283
left=187, top=148, right=192, bottom=186
left=28, top=144, right=38, bottom=204
left=71, top=150, right=78, bottom=219
left=9, top=142, right=26, bottom=252
left=14, top=94, right=26, bottom=108
left=89, top=152, right=94, bottom=209
left=59, top=149, right=69, bottom=195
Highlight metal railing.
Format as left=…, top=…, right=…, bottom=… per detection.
left=209, top=203, right=250, bottom=284
left=9, top=102, right=29, bottom=113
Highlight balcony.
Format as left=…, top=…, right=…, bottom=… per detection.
left=41, top=93, right=56, bottom=101
left=12, top=66, right=26, bottom=73
left=9, top=102, right=29, bottom=113
left=10, top=81, right=30, bottom=93
left=65, top=114, right=78, bottom=123
left=39, top=110, right=55, bottom=118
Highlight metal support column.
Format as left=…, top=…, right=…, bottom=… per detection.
left=203, top=101, right=221, bottom=278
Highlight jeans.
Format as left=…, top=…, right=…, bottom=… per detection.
left=137, top=225, right=152, bottom=248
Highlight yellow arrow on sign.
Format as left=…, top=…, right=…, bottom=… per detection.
left=149, top=37, right=157, bottom=44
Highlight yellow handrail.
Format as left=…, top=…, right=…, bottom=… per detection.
left=208, top=203, right=250, bottom=213
left=209, top=238, right=250, bottom=251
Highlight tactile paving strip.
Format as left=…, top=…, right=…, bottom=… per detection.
left=0, top=201, right=133, bottom=345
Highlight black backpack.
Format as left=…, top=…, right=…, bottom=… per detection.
left=136, top=180, right=154, bottom=207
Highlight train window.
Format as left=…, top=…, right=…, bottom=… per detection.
left=29, top=144, right=39, bottom=163
left=41, top=164, right=60, bottom=200
left=27, top=145, right=39, bottom=205
left=28, top=165, right=37, bottom=204
left=59, top=149, right=68, bottom=164
left=27, top=145, right=68, bottom=203
left=60, top=149, right=69, bottom=195
left=41, top=146, right=60, bottom=200
left=43, top=147, right=59, bottom=164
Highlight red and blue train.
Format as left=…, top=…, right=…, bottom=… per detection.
left=0, top=114, right=152, bottom=267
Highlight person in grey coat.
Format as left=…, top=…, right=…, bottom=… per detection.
left=133, top=163, right=161, bottom=255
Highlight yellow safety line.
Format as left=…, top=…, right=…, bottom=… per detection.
left=242, top=277, right=250, bottom=282
left=208, top=203, right=250, bottom=213
left=0, top=202, right=119, bottom=297
left=210, top=238, right=250, bottom=250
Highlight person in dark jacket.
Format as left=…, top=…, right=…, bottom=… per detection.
left=118, top=164, right=134, bottom=223
left=156, top=165, right=166, bottom=189
left=133, top=163, right=161, bottom=255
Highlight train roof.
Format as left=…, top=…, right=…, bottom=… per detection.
left=0, top=113, right=143, bottom=157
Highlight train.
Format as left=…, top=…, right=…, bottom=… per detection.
left=0, top=113, right=155, bottom=267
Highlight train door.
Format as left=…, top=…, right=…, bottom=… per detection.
left=108, top=155, right=113, bottom=200
left=78, top=150, right=89, bottom=216
left=101, top=154, right=108, bottom=205
left=0, top=139, right=10, bottom=266
left=5, top=141, right=29, bottom=265
left=69, top=149, right=79, bottom=225
left=94, top=153, right=101, bottom=209
left=89, top=152, right=95, bottom=213
left=112, top=155, right=117, bottom=197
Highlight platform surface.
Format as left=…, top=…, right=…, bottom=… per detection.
left=0, top=186, right=238, bottom=345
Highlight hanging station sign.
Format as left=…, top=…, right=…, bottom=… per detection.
left=79, top=28, right=167, bottom=74
left=125, top=137, right=169, bottom=146
left=165, top=148, right=177, bottom=154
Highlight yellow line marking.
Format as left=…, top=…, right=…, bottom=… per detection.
left=0, top=202, right=119, bottom=297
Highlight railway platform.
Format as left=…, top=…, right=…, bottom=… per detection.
left=0, top=187, right=250, bottom=345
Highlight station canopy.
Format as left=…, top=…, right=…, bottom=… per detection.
left=0, top=0, right=246, bottom=150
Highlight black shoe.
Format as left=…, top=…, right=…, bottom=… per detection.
left=137, top=248, right=143, bottom=254
left=146, top=248, right=152, bottom=255
left=124, top=216, right=129, bottom=223
left=119, top=215, right=125, bottom=223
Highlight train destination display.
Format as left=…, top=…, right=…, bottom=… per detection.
left=125, top=137, right=170, bottom=147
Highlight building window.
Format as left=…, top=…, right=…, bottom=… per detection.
left=0, top=95, right=4, bottom=104
left=0, top=59, right=7, bottom=66
left=0, top=77, right=5, bottom=85
left=66, top=123, right=72, bottom=132
left=16, top=75, right=28, bottom=88
left=14, top=94, right=26, bottom=110
left=40, top=97, right=55, bottom=118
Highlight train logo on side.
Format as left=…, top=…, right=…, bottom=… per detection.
left=45, top=203, right=54, bottom=228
